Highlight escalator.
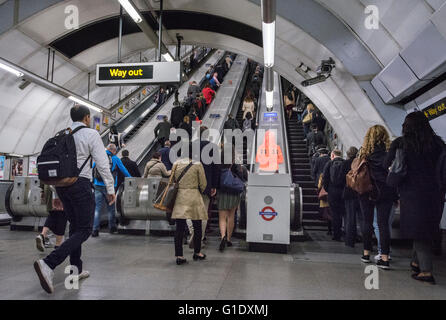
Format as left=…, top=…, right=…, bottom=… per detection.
left=283, top=89, right=327, bottom=231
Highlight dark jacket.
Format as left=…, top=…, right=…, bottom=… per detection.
left=342, top=157, right=358, bottom=200
left=200, top=141, right=220, bottom=196
left=385, top=136, right=445, bottom=240
left=224, top=118, right=240, bottom=130
left=306, top=130, right=326, bottom=155
left=187, top=84, right=201, bottom=98
left=322, top=157, right=345, bottom=200
left=154, top=121, right=172, bottom=141
left=179, top=121, right=192, bottom=138
left=311, top=111, right=326, bottom=132
left=159, top=146, right=173, bottom=171
left=366, top=143, right=398, bottom=202
left=116, top=156, right=141, bottom=189
left=171, top=106, right=185, bottom=128
left=312, top=154, right=330, bottom=182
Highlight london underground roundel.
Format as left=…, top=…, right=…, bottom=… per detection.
left=259, top=206, right=278, bottom=221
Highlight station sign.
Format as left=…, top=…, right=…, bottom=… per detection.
left=263, top=112, right=278, bottom=122
left=422, top=97, right=446, bottom=121
left=96, top=61, right=181, bottom=86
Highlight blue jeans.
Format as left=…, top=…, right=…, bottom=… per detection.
left=373, top=204, right=396, bottom=255
left=93, top=185, right=116, bottom=231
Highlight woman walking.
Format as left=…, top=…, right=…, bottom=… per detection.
left=385, top=112, right=445, bottom=284
left=358, top=125, right=398, bottom=269
left=171, top=144, right=208, bottom=265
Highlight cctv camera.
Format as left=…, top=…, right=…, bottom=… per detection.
left=301, top=74, right=330, bottom=87
left=317, top=57, right=335, bottom=75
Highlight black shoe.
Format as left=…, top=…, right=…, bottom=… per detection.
left=193, top=253, right=207, bottom=261
left=109, top=227, right=117, bottom=234
left=376, top=259, right=390, bottom=270
left=361, top=255, right=371, bottom=263
left=176, top=258, right=187, bottom=265
left=411, top=273, right=436, bottom=285
left=91, top=230, right=99, bottom=237
left=410, top=262, right=421, bottom=274
left=227, top=241, right=233, bottom=247
left=219, top=236, right=227, bottom=252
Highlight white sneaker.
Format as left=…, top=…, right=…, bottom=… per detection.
left=374, top=254, right=381, bottom=261
left=35, top=234, right=45, bottom=252
left=79, top=270, right=90, bottom=281
left=33, top=259, right=54, bottom=294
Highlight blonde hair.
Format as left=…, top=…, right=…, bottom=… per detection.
left=307, top=103, right=315, bottom=112
left=359, top=125, right=390, bottom=159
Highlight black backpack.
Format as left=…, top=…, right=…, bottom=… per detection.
left=37, top=126, right=91, bottom=187
left=330, top=159, right=346, bottom=188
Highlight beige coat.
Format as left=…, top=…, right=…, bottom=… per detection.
left=242, top=100, right=255, bottom=119
left=171, top=158, right=208, bottom=221
left=143, top=159, right=171, bottom=178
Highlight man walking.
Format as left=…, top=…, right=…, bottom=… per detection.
left=34, top=105, right=116, bottom=294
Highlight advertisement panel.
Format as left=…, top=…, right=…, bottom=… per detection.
left=28, top=156, right=38, bottom=176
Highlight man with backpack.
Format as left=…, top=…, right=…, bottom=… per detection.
left=322, top=149, right=346, bottom=242
left=34, top=105, right=116, bottom=294
left=92, top=144, right=132, bottom=237
left=223, top=114, right=240, bottom=131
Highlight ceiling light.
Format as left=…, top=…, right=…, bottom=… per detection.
left=262, top=21, right=275, bottom=67
left=266, top=90, right=274, bottom=112
left=0, top=62, right=24, bottom=78
left=69, top=96, right=103, bottom=113
left=118, top=0, right=143, bottom=23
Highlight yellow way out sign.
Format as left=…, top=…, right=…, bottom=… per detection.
left=96, top=62, right=181, bottom=86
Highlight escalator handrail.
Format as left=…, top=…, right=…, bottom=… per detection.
left=278, top=74, right=292, bottom=175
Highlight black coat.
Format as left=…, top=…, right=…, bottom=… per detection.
left=116, top=157, right=141, bottom=189
left=154, top=121, right=172, bottom=140
left=171, top=106, right=185, bottom=128
left=312, top=154, right=330, bottom=182
left=322, top=158, right=345, bottom=201
left=200, top=141, right=220, bottom=196
left=366, top=143, right=398, bottom=202
left=385, top=137, right=445, bottom=240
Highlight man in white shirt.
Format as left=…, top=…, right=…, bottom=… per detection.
left=34, top=105, right=115, bottom=294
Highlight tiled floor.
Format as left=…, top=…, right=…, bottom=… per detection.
left=0, top=226, right=445, bottom=300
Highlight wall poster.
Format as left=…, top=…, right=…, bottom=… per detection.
left=0, top=156, right=5, bottom=180
left=28, top=156, right=38, bottom=176
left=94, top=116, right=101, bottom=131
left=11, top=158, right=23, bottom=179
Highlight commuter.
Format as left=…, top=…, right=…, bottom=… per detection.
left=171, top=103, right=186, bottom=129
left=317, top=173, right=332, bottom=235
left=242, top=112, right=254, bottom=132
left=322, top=149, right=346, bottom=242
left=109, top=125, right=125, bottom=151
left=306, top=123, right=327, bottom=157
left=205, top=65, right=214, bottom=80
left=210, top=72, right=221, bottom=90
left=225, top=55, right=233, bottom=71
left=154, top=116, right=172, bottom=146
left=159, top=140, right=173, bottom=171
left=171, top=143, right=208, bottom=265
left=250, top=71, right=262, bottom=99
left=242, top=95, right=256, bottom=120
left=194, top=93, right=206, bottom=119
left=92, top=143, right=132, bottom=237
left=187, top=81, right=201, bottom=98
left=358, top=125, right=397, bottom=269
left=384, top=111, right=445, bottom=283
left=143, top=152, right=171, bottom=179
left=311, top=147, right=330, bottom=183
left=342, top=147, right=361, bottom=248
left=302, top=103, right=316, bottom=138
left=215, top=63, right=225, bottom=81
left=312, top=110, right=326, bottom=132
left=217, top=144, right=245, bottom=251
left=35, top=196, right=67, bottom=252
left=155, top=87, right=167, bottom=107
left=179, top=115, right=192, bottom=138
left=202, top=84, right=215, bottom=106
left=223, top=114, right=240, bottom=131
left=116, top=149, right=141, bottom=190
left=284, top=87, right=296, bottom=120
left=187, top=126, right=219, bottom=249
left=34, top=105, right=116, bottom=294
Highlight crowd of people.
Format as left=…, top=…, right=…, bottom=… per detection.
left=292, top=92, right=445, bottom=284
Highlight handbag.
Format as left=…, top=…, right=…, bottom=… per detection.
left=346, top=157, right=374, bottom=195
left=386, top=148, right=407, bottom=188
left=220, top=167, right=245, bottom=193
left=153, top=162, right=194, bottom=212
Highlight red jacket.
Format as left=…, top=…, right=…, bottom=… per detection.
left=202, top=87, right=215, bottom=105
